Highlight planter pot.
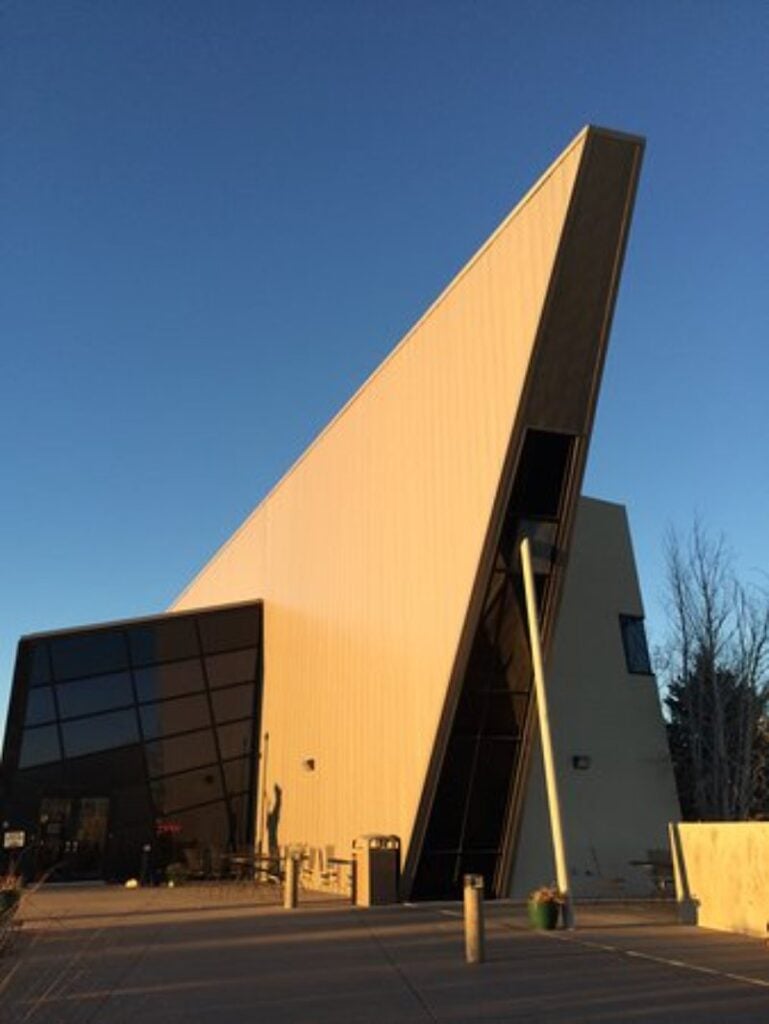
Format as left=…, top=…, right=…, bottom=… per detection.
left=527, top=898, right=560, bottom=930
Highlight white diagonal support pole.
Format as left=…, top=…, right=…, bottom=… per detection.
left=520, top=537, right=575, bottom=929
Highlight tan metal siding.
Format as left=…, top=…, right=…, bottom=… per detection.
left=171, top=134, right=587, bottom=862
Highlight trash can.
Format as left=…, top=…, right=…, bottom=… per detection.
left=353, top=835, right=400, bottom=906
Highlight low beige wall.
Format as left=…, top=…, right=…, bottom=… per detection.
left=670, top=822, right=769, bottom=937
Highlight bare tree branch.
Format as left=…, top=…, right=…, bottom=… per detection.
left=661, top=522, right=769, bottom=820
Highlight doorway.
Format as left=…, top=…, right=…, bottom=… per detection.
left=37, top=796, right=110, bottom=880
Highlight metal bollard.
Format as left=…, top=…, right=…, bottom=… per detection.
left=140, top=843, right=151, bottom=886
left=283, top=854, right=299, bottom=909
left=463, top=874, right=485, bottom=964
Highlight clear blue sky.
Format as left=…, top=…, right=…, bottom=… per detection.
left=2, top=0, right=768, bottom=723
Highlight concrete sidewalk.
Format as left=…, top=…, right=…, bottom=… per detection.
left=2, top=886, right=769, bottom=1022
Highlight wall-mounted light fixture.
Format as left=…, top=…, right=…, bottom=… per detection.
left=301, top=758, right=316, bottom=772
left=571, top=755, right=591, bottom=771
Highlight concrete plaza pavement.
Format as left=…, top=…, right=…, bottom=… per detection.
left=2, top=884, right=769, bottom=1022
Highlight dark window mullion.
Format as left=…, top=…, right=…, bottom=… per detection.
left=452, top=720, right=486, bottom=886
left=193, top=617, right=234, bottom=843
left=142, top=717, right=218, bottom=746
left=149, top=758, right=220, bottom=784
left=454, top=569, right=518, bottom=869
left=125, top=626, right=165, bottom=824
left=46, top=641, right=67, bottom=764
left=57, top=701, right=137, bottom=725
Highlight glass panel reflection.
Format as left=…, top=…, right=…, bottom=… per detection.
left=414, top=430, right=574, bottom=899
left=161, top=801, right=231, bottom=852
left=19, top=724, right=61, bottom=768
left=198, top=605, right=260, bottom=654
left=27, top=642, right=51, bottom=686
left=217, top=719, right=253, bottom=761
left=139, top=694, right=211, bottom=740
left=145, top=729, right=218, bottom=778
left=56, top=672, right=134, bottom=719
left=51, top=630, right=128, bottom=681
left=205, top=649, right=257, bottom=689
left=8, top=601, right=261, bottom=882
left=25, top=686, right=56, bottom=726
left=151, top=766, right=223, bottom=814
left=211, top=684, right=254, bottom=724
left=134, top=659, right=205, bottom=703
left=222, top=756, right=251, bottom=797
left=62, top=710, right=139, bottom=758
left=128, top=617, right=199, bottom=667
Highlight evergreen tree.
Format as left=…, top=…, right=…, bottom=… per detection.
left=660, top=524, right=769, bottom=820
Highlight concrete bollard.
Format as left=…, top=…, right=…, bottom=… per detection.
left=283, top=854, right=299, bottom=909
left=463, top=874, right=485, bottom=964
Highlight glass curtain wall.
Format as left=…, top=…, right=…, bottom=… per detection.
left=413, top=431, right=575, bottom=899
left=1, top=602, right=262, bottom=882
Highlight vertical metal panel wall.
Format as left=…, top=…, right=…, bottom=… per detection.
left=171, top=127, right=638, bottom=876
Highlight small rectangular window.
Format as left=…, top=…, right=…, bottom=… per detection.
left=619, top=615, right=653, bottom=675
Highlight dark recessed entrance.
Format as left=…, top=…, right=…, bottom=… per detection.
left=412, top=429, right=575, bottom=900
left=36, top=796, right=110, bottom=880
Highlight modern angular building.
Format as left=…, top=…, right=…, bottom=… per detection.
left=0, top=126, right=679, bottom=898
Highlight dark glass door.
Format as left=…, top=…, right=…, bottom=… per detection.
left=38, top=796, right=110, bottom=880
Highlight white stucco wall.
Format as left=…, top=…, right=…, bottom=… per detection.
left=512, top=498, right=680, bottom=898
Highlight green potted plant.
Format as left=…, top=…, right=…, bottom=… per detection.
left=527, top=884, right=564, bottom=930
left=165, top=861, right=189, bottom=887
